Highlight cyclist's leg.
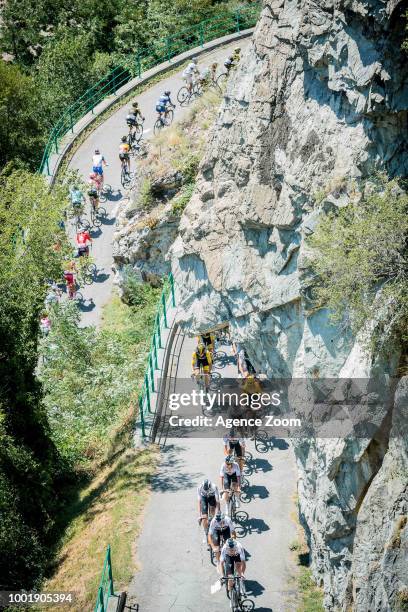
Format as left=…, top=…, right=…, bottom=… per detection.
left=200, top=496, right=210, bottom=533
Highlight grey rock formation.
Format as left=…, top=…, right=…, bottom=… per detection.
left=168, top=0, right=408, bottom=609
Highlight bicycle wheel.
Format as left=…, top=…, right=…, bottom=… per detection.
left=164, top=109, right=174, bottom=126
left=91, top=210, right=102, bottom=228
left=216, top=72, right=228, bottom=88
left=154, top=118, right=164, bottom=135
left=135, top=123, right=143, bottom=142
left=97, top=206, right=107, bottom=219
left=240, top=598, right=254, bottom=611
left=86, top=263, right=97, bottom=276
left=75, top=216, right=91, bottom=231
left=177, top=86, right=190, bottom=105
left=121, top=165, right=131, bottom=188
left=230, top=587, right=238, bottom=610
left=241, top=476, right=250, bottom=490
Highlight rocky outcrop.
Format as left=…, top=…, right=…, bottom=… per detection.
left=168, top=0, right=408, bottom=609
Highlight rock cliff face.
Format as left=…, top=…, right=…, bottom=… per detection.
left=169, top=1, right=408, bottom=609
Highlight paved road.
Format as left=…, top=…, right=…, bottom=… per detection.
left=68, top=35, right=298, bottom=611
left=68, top=39, right=250, bottom=327
left=128, top=335, right=298, bottom=612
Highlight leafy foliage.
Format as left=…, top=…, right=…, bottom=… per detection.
left=38, top=291, right=159, bottom=468
left=0, top=171, right=70, bottom=589
left=308, top=178, right=408, bottom=349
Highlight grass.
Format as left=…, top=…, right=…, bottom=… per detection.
left=40, top=443, right=158, bottom=611
left=36, top=294, right=161, bottom=610
left=297, top=567, right=325, bottom=612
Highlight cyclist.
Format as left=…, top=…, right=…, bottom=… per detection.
left=88, top=184, right=99, bottom=212
left=232, top=47, right=241, bottom=63
left=182, top=57, right=199, bottom=93
left=89, top=172, right=103, bottom=194
left=39, top=312, right=51, bottom=336
left=130, top=101, right=145, bottom=123
left=63, top=262, right=77, bottom=300
left=192, top=342, right=212, bottom=392
left=208, top=512, right=236, bottom=566
left=223, top=429, right=246, bottom=473
left=155, top=90, right=175, bottom=121
left=197, top=331, right=215, bottom=354
left=92, top=149, right=107, bottom=176
left=76, top=227, right=92, bottom=257
left=197, top=479, right=220, bottom=537
left=220, top=538, right=247, bottom=596
left=70, top=185, right=84, bottom=210
left=119, top=136, right=131, bottom=173
left=224, top=55, right=234, bottom=74
left=220, top=455, right=241, bottom=509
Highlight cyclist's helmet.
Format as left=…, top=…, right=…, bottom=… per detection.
left=132, top=101, right=139, bottom=107
left=95, top=149, right=100, bottom=154
left=234, top=47, right=241, bottom=53
left=164, top=90, right=171, bottom=96
left=229, top=427, right=236, bottom=437
left=192, top=57, right=198, bottom=63
left=197, top=342, right=205, bottom=354
left=121, top=135, right=127, bottom=143
left=215, top=512, right=224, bottom=522
left=203, top=479, right=211, bottom=491
left=90, top=172, right=96, bottom=179
left=225, top=455, right=233, bottom=464
left=227, top=538, right=236, bottom=548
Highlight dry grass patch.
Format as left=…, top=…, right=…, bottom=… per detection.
left=41, top=444, right=158, bottom=611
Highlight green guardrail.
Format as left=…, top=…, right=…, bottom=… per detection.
left=138, top=273, right=176, bottom=438
left=95, top=545, right=115, bottom=612
left=39, top=3, right=261, bottom=176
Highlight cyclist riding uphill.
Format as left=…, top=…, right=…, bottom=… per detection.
left=69, top=185, right=84, bottom=210
left=128, top=101, right=145, bottom=124
left=198, top=331, right=215, bottom=354
left=220, top=538, right=247, bottom=596
left=223, top=429, right=246, bottom=473
left=76, top=227, right=92, bottom=257
left=155, top=90, right=175, bottom=117
left=192, top=341, right=212, bottom=392
left=92, top=149, right=108, bottom=177
left=119, top=136, right=131, bottom=172
left=197, top=479, right=220, bottom=536
left=182, top=57, right=199, bottom=92
left=209, top=512, right=236, bottom=566
left=220, top=455, right=241, bottom=508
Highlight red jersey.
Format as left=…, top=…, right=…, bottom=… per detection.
left=77, top=231, right=91, bottom=246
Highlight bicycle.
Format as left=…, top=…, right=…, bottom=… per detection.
left=76, top=255, right=97, bottom=285
left=221, top=574, right=254, bottom=611
left=127, top=120, right=144, bottom=146
left=90, top=199, right=107, bottom=228
left=177, top=80, right=203, bottom=106
left=153, top=107, right=175, bottom=135
left=120, top=159, right=131, bottom=188
left=221, top=489, right=240, bottom=520
left=216, top=71, right=229, bottom=89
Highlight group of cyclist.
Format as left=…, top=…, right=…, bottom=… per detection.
left=197, top=430, right=248, bottom=597
left=182, top=48, right=241, bottom=94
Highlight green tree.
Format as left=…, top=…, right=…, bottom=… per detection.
left=308, top=178, right=408, bottom=349
left=0, top=61, right=45, bottom=170
left=0, top=170, right=70, bottom=589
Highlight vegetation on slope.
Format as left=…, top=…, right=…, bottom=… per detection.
left=309, top=177, right=408, bottom=352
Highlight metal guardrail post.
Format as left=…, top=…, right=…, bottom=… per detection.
left=107, top=546, right=114, bottom=595
left=149, top=355, right=155, bottom=392
left=98, top=586, right=105, bottom=612
left=53, top=133, right=59, bottom=154
left=161, top=293, right=168, bottom=328
left=69, top=109, right=74, bottom=133
left=139, top=396, right=146, bottom=437
left=46, top=157, right=50, bottom=176
left=144, top=374, right=151, bottom=412
left=199, top=23, right=205, bottom=47
left=155, top=314, right=162, bottom=348
left=169, top=273, right=176, bottom=307
left=152, top=335, right=159, bottom=369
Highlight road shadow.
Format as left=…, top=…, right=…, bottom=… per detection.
left=213, top=352, right=236, bottom=369
left=151, top=444, right=202, bottom=492
left=271, top=437, right=289, bottom=450
left=247, top=458, right=273, bottom=474
left=241, top=485, right=269, bottom=502
left=245, top=517, right=270, bottom=534
left=77, top=298, right=95, bottom=312
left=100, top=215, right=116, bottom=225
left=90, top=227, right=102, bottom=239
left=245, top=580, right=265, bottom=598
left=94, top=272, right=110, bottom=283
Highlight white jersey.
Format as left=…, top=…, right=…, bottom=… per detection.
left=223, top=435, right=245, bottom=447
left=220, top=461, right=241, bottom=477
left=197, top=483, right=220, bottom=501
left=92, top=154, right=104, bottom=168
left=220, top=540, right=245, bottom=562
left=209, top=515, right=234, bottom=536
left=183, top=62, right=198, bottom=76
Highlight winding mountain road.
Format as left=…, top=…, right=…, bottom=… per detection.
left=67, top=36, right=298, bottom=611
